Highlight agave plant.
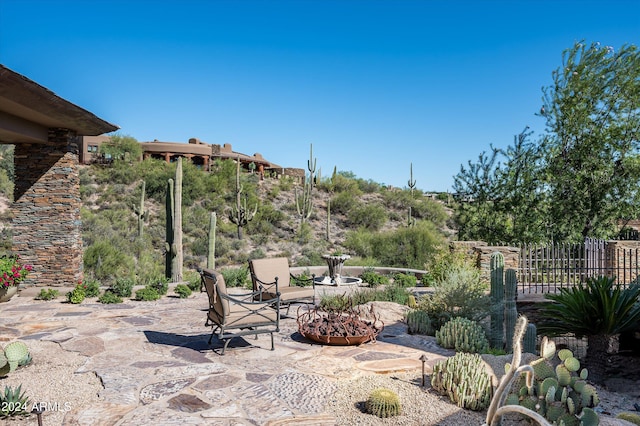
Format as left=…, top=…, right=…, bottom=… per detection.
left=538, top=275, right=640, bottom=383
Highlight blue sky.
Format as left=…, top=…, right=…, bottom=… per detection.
left=1, top=1, right=638, bottom=192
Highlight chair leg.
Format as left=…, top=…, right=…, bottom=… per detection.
left=270, top=332, right=274, bottom=351
left=208, top=330, right=215, bottom=345
left=222, top=338, right=232, bottom=355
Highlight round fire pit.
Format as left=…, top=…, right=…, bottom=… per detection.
left=297, top=306, right=384, bottom=346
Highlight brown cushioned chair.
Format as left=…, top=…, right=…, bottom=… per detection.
left=200, top=268, right=280, bottom=355
left=248, top=257, right=315, bottom=314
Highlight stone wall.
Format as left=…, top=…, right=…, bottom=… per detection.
left=12, top=128, right=82, bottom=287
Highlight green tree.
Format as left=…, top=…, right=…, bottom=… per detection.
left=100, top=134, right=143, bottom=162
left=541, top=42, right=640, bottom=241
left=453, top=41, right=640, bottom=243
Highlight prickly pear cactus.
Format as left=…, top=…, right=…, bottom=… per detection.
left=508, top=344, right=600, bottom=425
left=365, top=388, right=401, bottom=418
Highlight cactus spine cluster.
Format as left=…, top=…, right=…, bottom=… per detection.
left=0, top=341, right=30, bottom=376
left=295, top=144, right=316, bottom=224
left=207, top=212, right=216, bottom=270
left=483, top=317, right=600, bottom=426
left=365, top=388, right=402, bottom=418
left=132, top=180, right=148, bottom=237
left=228, top=157, right=257, bottom=239
left=165, top=158, right=183, bottom=282
left=406, top=309, right=433, bottom=335
left=436, top=317, right=489, bottom=353
left=432, top=352, right=493, bottom=411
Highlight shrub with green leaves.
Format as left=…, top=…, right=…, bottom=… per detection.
left=392, top=272, right=417, bottom=288
left=109, top=278, right=135, bottom=298
left=346, top=203, right=388, bottom=231
left=98, top=291, right=123, bottom=304
left=82, top=279, right=101, bottom=297
left=221, top=266, right=249, bottom=288
left=174, top=284, right=192, bottom=298
left=359, top=268, right=390, bottom=287
left=418, top=260, right=491, bottom=331
left=35, top=288, right=59, bottom=301
left=135, top=286, right=160, bottom=301
left=66, top=286, right=85, bottom=304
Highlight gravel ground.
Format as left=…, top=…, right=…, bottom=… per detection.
left=0, top=340, right=102, bottom=425
left=1, top=339, right=638, bottom=425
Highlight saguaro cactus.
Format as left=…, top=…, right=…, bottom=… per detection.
left=165, top=158, right=184, bottom=282
left=407, top=162, right=416, bottom=196
left=207, top=212, right=216, bottom=269
left=132, top=180, right=148, bottom=237
left=295, top=144, right=316, bottom=224
left=228, top=157, right=257, bottom=239
left=165, top=179, right=175, bottom=280
left=490, top=252, right=505, bottom=349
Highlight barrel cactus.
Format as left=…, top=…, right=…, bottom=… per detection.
left=431, top=352, right=493, bottom=411
left=365, top=388, right=401, bottom=418
left=436, top=317, right=489, bottom=353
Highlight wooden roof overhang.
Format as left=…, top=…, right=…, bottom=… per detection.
left=0, top=64, right=118, bottom=144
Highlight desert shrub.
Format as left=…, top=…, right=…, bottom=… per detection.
left=98, top=291, right=123, bottom=304
left=320, top=284, right=412, bottom=309
left=356, top=178, right=381, bottom=194
left=330, top=191, right=356, bottom=215
left=418, top=261, right=491, bottom=331
left=392, top=272, right=417, bottom=288
left=109, top=277, right=135, bottom=298
left=83, top=240, right=135, bottom=283
left=277, top=175, right=294, bottom=191
left=296, top=222, right=313, bottom=245
left=345, top=221, right=444, bottom=269
left=35, top=288, right=59, bottom=301
left=295, top=250, right=325, bottom=267
left=359, top=268, right=390, bottom=287
left=409, top=198, right=448, bottom=228
left=423, top=247, right=472, bottom=286
left=135, top=286, right=160, bottom=301
left=174, top=284, right=192, bottom=298
left=221, top=266, right=249, bottom=288
left=346, top=203, right=387, bottom=231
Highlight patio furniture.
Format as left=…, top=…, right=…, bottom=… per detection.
left=248, top=257, right=315, bottom=314
left=200, top=268, right=280, bottom=355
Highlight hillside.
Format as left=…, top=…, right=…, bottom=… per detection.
left=8, top=158, right=455, bottom=284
